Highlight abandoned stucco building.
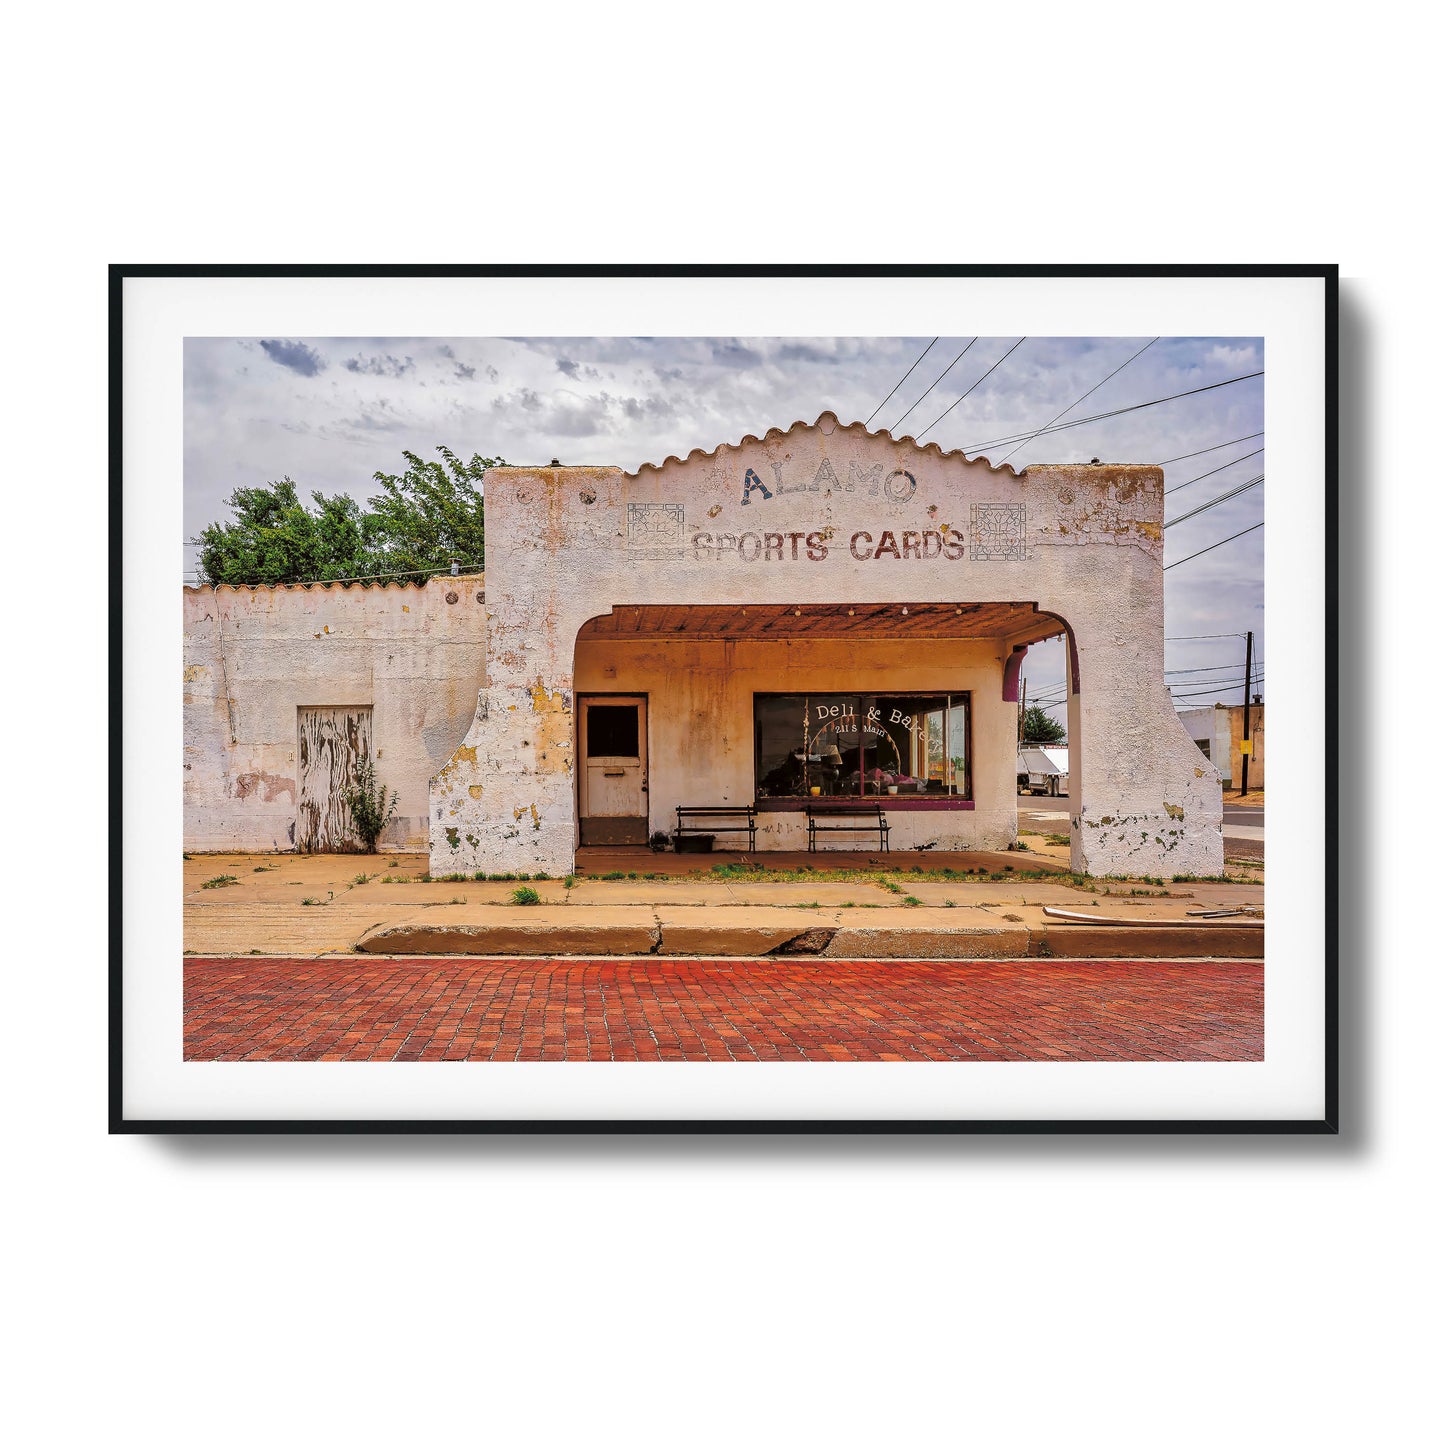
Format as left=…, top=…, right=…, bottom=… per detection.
left=183, top=414, right=1224, bottom=876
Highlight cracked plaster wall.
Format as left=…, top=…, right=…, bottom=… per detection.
left=184, top=575, right=486, bottom=852
left=429, top=415, right=1223, bottom=877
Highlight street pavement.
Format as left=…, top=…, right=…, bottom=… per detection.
left=184, top=955, right=1264, bottom=1063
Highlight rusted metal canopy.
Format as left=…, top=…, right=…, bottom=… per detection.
left=577, top=601, right=1066, bottom=646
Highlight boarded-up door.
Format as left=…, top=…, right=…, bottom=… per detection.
left=297, top=706, right=373, bottom=853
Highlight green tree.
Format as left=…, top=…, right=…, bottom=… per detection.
left=368, top=446, right=500, bottom=579
left=191, top=445, right=503, bottom=586
left=1021, top=704, right=1067, bottom=744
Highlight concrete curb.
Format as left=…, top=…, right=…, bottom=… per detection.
left=354, top=913, right=1263, bottom=961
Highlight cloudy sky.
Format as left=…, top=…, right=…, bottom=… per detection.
left=184, top=335, right=1265, bottom=713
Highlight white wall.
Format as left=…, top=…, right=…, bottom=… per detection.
left=183, top=575, right=485, bottom=851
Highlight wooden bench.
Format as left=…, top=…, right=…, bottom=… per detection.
left=675, top=804, right=757, bottom=851
left=806, top=804, right=890, bottom=853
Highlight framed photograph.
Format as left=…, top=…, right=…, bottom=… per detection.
left=112, top=265, right=1335, bottom=1133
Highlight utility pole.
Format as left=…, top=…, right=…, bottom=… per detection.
left=1019, top=677, right=1027, bottom=745
left=1240, top=630, right=1253, bottom=797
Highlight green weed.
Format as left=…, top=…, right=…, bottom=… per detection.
left=511, top=885, right=541, bottom=906
left=200, top=875, right=238, bottom=889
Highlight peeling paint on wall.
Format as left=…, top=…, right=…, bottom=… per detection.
left=229, top=771, right=297, bottom=804
left=420, top=418, right=1219, bottom=878
left=183, top=574, right=484, bottom=854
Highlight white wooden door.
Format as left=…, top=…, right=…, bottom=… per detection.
left=296, top=705, right=373, bottom=853
left=579, top=696, right=647, bottom=845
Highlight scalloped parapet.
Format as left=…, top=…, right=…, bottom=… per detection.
left=628, top=411, right=1026, bottom=479
left=182, top=574, right=481, bottom=594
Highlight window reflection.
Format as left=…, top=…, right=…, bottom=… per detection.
left=754, top=693, right=971, bottom=800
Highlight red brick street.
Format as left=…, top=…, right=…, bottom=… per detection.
left=184, top=956, right=1263, bottom=1062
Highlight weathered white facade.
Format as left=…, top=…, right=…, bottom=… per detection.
left=183, top=415, right=1224, bottom=876
left=183, top=576, right=486, bottom=851
left=432, top=415, right=1222, bottom=876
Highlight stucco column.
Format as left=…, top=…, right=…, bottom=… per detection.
left=428, top=466, right=623, bottom=877
left=1058, top=586, right=1223, bottom=878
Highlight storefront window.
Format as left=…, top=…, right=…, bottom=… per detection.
left=754, top=693, right=971, bottom=802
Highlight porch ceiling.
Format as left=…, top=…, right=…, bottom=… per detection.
left=578, top=602, right=1065, bottom=647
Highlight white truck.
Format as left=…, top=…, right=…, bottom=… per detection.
left=1017, top=745, right=1069, bottom=797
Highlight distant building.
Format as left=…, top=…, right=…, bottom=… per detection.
left=1177, top=702, right=1264, bottom=789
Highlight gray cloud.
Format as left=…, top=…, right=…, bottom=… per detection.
left=345, top=353, right=415, bottom=377
left=259, top=339, right=326, bottom=376
left=556, top=357, right=600, bottom=381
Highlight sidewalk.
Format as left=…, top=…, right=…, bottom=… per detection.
left=183, top=842, right=1264, bottom=960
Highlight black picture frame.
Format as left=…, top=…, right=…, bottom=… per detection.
left=110, top=263, right=1337, bottom=1135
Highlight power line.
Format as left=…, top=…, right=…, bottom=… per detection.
left=866, top=338, right=939, bottom=426
left=1169, top=676, right=1267, bottom=696
left=996, top=337, right=1158, bottom=465
left=1166, top=632, right=1248, bottom=641
left=1164, top=447, right=1264, bottom=497
left=1169, top=675, right=1265, bottom=700
left=1166, top=662, right=1253, bottom=676
left=916, top=338, right=1029, bottom=441
left=1164, top=522, right=1263, bottom=571
left=959, top=369, right=1264, bottom=454
left=1164, top=476, right=1263, bottom=530
left=1157, top=431, right=1264, bottom=467
left=889, top=339, right=977, bottom=433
